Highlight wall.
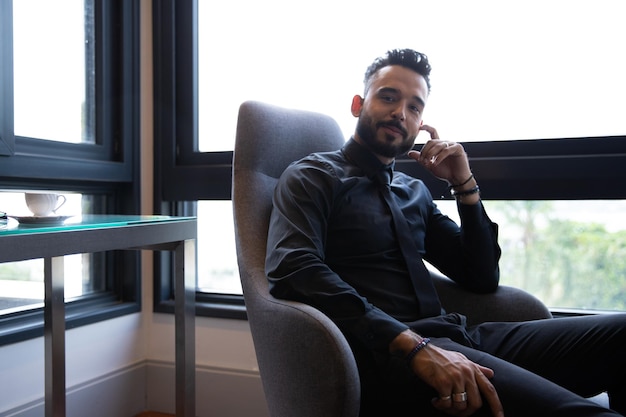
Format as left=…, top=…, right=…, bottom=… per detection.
left=0, top=314, right=145, bottom=415
left=0, top=1, right=269, bottom=416
left=0, top=314, right=268, bottom=417
left=138, top=0, right=267, bottom=413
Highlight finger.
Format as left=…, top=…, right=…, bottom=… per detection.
left=476, top=370, right=504, bottom=417
left=407, top=149, right=436, bottom=169
left=431, top=394, right=453, bottom=410
left=420, top=124, right=440, bottom=139
left=464, top=377, right=483, bottom=413
left=407, top=150, right=420, bottom=161
left=477, top=364, right=495, bottom=379
left=451, top=388, right=469, bottom=413
left=414, top=140, right=443, bottom=165
left=426, top=141, right=451, bottom=166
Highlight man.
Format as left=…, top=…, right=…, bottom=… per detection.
left=265, top=49, right=626, bottom=416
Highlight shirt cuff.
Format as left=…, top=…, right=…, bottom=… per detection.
left=346, top=307, right=410, bottom=352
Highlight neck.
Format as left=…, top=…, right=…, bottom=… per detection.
left=352, top=135, right=395, bottom=165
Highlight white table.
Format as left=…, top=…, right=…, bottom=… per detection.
left=0, top=215, right=197, bottom=417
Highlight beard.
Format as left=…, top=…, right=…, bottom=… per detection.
left=355, top=113, right=416, bottom=159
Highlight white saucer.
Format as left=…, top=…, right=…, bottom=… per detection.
left=10, top=215, right=74, bottom=226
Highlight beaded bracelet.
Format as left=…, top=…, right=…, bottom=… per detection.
left=450, top=185, right=480, bottom=198
left=405, top=337, right=431, bottom=363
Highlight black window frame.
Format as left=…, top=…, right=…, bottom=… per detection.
left=0, top=0, right=143, bottom=345
left=152, top=0, right=626, bottom=320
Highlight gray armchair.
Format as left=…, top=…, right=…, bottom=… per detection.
left=232, top=100, right=552, bottom=417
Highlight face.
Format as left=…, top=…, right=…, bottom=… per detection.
left=351, top=65, right=429, bottom=163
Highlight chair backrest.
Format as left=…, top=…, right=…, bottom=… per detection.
left=232, top=101, right=360, bottom=417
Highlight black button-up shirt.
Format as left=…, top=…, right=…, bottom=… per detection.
left=266, top=138, right=500, bottom=351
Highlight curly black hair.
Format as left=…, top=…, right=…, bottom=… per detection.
left=363, top=49, right=432, bottom=94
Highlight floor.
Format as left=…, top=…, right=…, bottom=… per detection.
left=135, top=413, right=174, bottom=417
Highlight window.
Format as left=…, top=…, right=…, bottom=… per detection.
left=0, top=193, right=99, bottom=313
left=13, top=0, right=95, bottom=144
left=438, top=199, right=626, bottom=311
left=154, top=0, right=626, bottom=316
left=0, top=1, right=141, bottom=344
left=196, top=0, right=625, bottom=150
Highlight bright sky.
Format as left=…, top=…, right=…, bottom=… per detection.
left=13, top=0, right=86, bottom=142
left=198, top=0, right=626, bottom=151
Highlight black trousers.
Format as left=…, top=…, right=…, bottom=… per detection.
left=356, top=313, right=626, bottom=417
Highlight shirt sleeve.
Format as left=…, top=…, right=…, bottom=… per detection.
left=265, top=159, right=409, bottom=352
left=424, top=199, right=501, bottom=293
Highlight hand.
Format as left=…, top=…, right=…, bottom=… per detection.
left=411, top=343, right=504, bottom=417
left=407, top=124, right=472, bottom=185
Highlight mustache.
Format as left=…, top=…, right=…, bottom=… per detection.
left=377, top=120, right=408, bottom=137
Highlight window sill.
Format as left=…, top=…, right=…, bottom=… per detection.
left=0, top=296, right=140, bottom=346
left=154, top=293, right=247, bottom=320
left=550, top=307, right=623, bottom=318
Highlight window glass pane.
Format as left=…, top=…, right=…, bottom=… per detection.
left=196, top=200, right=240, bottom=294
left=195, top=198, right=626, bottom=312
left=13, top=0, right=94, bottom=143
left=198, top=0, right=625, bottom=152
left=0, top=192, right=102, bottom=315
left=437, top=199, right=626, bottom=312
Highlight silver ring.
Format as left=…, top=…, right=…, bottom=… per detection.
left=440, top=395, right=451, bottom=401
left=445, top=142, right=450, bottom=147
left=452, top=392, right=468, bottom=402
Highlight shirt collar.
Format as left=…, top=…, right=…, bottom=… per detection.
left=341, top=138, right=395, bottom=181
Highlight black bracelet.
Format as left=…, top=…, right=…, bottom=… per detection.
left=450, top=185, right=480, bottom=198
left=405, top=337, right=431, bottom=363
left=447, top=173, right=474, bottom=191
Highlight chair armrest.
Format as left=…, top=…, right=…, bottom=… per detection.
left=240, top=267, right=361, bottom=417
left=431, top=271, right=552, bottom=326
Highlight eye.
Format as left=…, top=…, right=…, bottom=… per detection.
left=409, top=104, right=421, bottom=114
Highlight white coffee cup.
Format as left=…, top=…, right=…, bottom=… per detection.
left=24, top=193, right=67, bottom=217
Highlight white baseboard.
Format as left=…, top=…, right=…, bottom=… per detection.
left=0, top=361, right=269, bottom=417
left=146, top=360, right=269, bottom=417
left=0, top=362, right=146, bottom=417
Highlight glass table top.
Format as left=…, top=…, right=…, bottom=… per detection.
left=0, top=214, right=196, bottom=235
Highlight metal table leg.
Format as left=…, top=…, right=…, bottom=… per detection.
left=175, top=239, right=196, bottom=417
left=44, top=257, right=66, bottom=417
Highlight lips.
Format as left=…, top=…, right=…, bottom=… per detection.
left=379, top=122, right=407, bottom=138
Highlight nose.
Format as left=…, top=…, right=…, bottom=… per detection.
left=390, top=102, right=406, bottom=121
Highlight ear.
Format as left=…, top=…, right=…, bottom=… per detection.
left=351, top=95, right=364, bottom=117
